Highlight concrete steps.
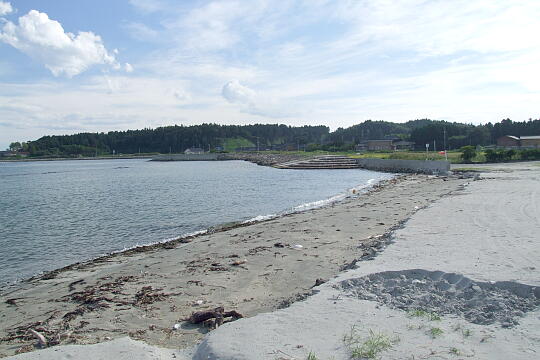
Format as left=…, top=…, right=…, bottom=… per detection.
left=274, top=155, right=359, bottom=169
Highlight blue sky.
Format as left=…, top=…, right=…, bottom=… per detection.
left=1, top=0, right=539, bottom=149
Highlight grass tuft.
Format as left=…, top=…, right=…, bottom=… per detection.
left=429, top=327, right=444, bottom=338
left=344, top=327, right=397, bottom=359
left=407, top=309, right=441, bottom=321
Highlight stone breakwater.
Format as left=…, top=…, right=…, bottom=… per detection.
left=220, top=152, right=314, bottom=166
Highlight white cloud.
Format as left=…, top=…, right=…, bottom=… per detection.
left=125, top=63, right=134, bottom=73
left=222, top=79, right=256, bottom=104
left=329, top=0, right=540, bottom=57
left=0, top=10, right=118, bottom=77
left=172, top=88, right=191, bottom=103
left=221, top=79, right=298, bottom=118
left=0, top=1, right=12, bottom=16
left=123, top=22, right=160, bottom=42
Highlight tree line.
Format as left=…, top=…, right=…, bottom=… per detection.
left=8, top=118, right=540, bottom=157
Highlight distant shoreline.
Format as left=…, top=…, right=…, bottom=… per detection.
left=0, top=155, right=154, bottom=162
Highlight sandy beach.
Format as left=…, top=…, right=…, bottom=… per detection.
left=0, top=171, right=468, bottom=358
left=1, top=161, right=538, bottom=359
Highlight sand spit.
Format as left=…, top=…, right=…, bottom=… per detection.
left=0, top=173, right=469, bottom=358
left=195, top=161, right=540, bottom=359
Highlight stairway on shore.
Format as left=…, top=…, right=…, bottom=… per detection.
left=274, top=155, right=359, bottom=169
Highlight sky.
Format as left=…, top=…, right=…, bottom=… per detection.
left=1, top=0, right=539, bottom=149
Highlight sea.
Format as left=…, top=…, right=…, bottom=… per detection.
left=0, top=159, right=392, bottom=288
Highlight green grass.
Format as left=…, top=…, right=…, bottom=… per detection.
left=428, top=327, right=444, bottom=338
left=222, top=137, right=255, bottom=152
left=350, top=150, right=490, bottom=164
left=344, top=327, right=397, bottom=359
left=407, top=309, right=441, bottom=321
left=306, top=352, right=319, bottom=360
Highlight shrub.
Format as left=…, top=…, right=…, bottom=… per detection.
left=519, top=148, right=540, bottom=160
left=460, top=146, right=476, bottom=163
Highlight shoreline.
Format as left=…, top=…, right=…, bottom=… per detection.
left=0, top=152, right=313, bottom=166
left=0, top=172, right=469, bottom=357
left=194, top=161, right=540, bottom=360
left=0, top=173, right=390, bottom=293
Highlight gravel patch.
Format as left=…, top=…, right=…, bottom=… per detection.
left=339, top=269, right=540, bottom=327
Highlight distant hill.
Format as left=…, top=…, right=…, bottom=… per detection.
left=15, top=118, right=540, bottom=157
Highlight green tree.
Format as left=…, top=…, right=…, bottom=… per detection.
left=8, top=142, right=21, bottom=151
left=460, top=145, right=476, bottom=163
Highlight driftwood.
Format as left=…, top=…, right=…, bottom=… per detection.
left=187, top=307, right=243, bottom=329
left=28, top=329, right=47, bottom=348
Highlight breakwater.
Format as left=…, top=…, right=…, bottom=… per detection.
left=356, top=158, right=450, bottom=174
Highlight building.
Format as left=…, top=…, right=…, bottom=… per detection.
left=0, top=151, right=16, bottom=157
left=520, top=136, right=540, bottom=148
left=393, top=140, right=415, bottom=151
left=184, top=147, right=204, bottom=154
left=496, top=135, right=520, bottom=147
left=497, top=135, right=540, bottom=148
left=355, top=139, right=416, bottom=152
left=366, top=140, right=394, bottom=151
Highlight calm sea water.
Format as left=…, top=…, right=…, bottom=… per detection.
left=0, top=159, right=392, bottom=287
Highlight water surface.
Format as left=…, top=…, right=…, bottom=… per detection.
left=0, top=159, right=392, bottom=287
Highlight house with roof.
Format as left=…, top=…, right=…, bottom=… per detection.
left=497, top=135, right=540, bottom=148
left=184, top=147, right=204, bottom=154
left=520, top=136, right=540, bottom=148
left=355, top=139, right=415, bottom=152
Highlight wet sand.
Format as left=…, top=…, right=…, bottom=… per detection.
left=0, top=173, right=469, bottom=357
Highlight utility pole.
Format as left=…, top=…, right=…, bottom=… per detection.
left=443, top=127, right=448, bottom=161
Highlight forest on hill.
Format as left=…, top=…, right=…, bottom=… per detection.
left=8, top=118, right=540, bottom=157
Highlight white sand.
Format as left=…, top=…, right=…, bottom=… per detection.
left=193, top=162, right=540, bottom=359
left=4, top=337, right=191, bottom=360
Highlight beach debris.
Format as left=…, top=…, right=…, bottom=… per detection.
left=292, top=244, right=303, bottom=250
left=28, top=329, right=48, bottom=348
left=248, top=246, right=271, bottom=255
left=5, top=298, right=21, bottom=306
left=134, top=286, right=167, bottom=306
left=273, top=242, right=287, bottom=248
left=230, top=259, right=248, bottom=266
left=187, top=306, right=243, bottom=329
left=209, top=262, right=229, bottom=271
left=67, top=279, right=85, bottom=292
left=313, top=278, right=326, bottom=287
left=173, top=323, right=181, bottom=330
left=193, top=299, right=204, bottom=306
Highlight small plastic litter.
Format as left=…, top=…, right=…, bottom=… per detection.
left=231, top=259, right=247, bottom=266
left=173, top=323, right=181, bottom=330
left=292, top=244, right=303, bottom=250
